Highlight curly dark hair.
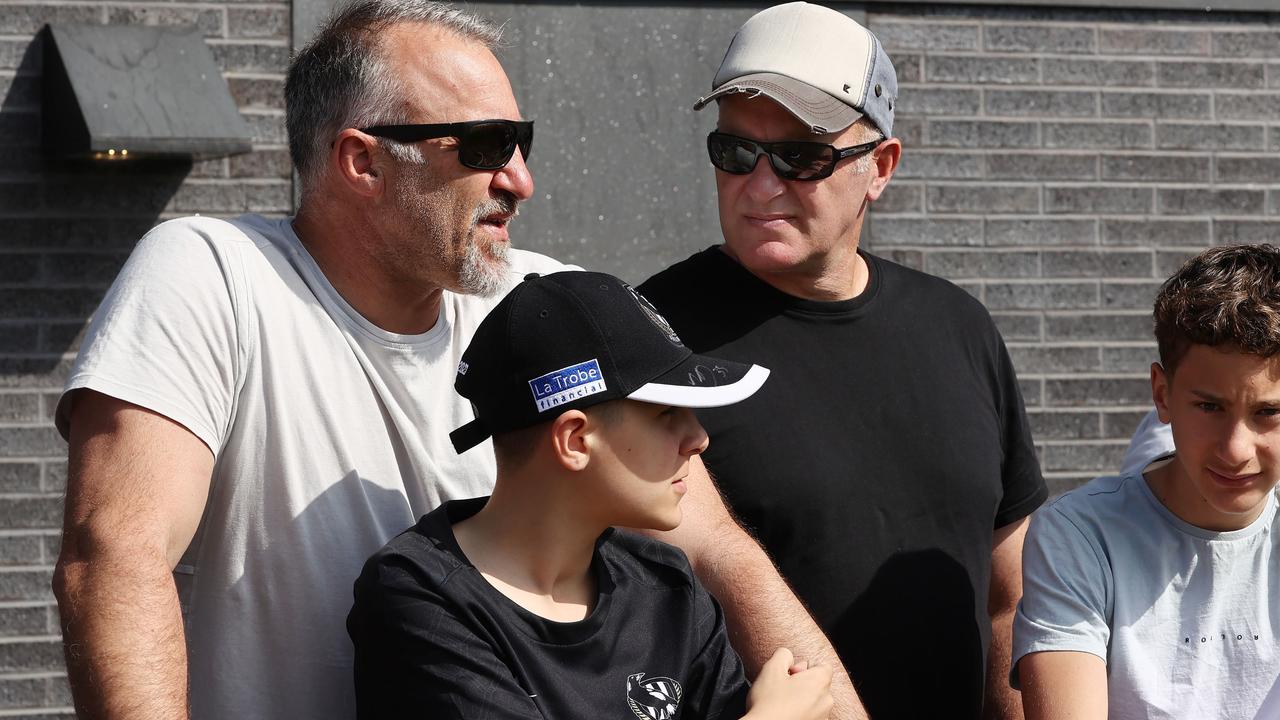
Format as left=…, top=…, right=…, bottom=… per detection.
left=1154, top=244, right=1280, bottom=375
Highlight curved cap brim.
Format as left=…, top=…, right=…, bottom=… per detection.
left=628, top=357, right=769, bottom=408
left=693, top=72, right=864, bottom=134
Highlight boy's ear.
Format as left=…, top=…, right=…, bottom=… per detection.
left=1152, top=362, right=1173, bottom=424
left=550, top=410, right=591, bottom=471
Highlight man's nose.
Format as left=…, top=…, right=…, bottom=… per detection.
left=493, top=148, right=534, bottom=201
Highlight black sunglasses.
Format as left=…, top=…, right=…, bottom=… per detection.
left=707, top=131, right=883, bottom=181
left=361, top=119, right=533, bottom=170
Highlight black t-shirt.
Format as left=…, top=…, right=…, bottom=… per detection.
left=347, top=498, right=749, bottom=720
left=639, top=248, right=1047, bottom=720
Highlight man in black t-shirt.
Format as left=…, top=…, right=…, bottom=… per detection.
left=347, top=271, right=834, bottom=720
left=638, top=4, right=1048, bottom=719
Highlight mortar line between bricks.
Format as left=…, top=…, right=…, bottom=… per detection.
left=900, top=82, right=1152, bottom=93
left=0, top=0, right=285, bottom=7
left=0, top=634, right=61, bottom=643
left=0, top=601, right=58, bottom=609
left=0, top=709, right=75, bottom=718
left=1038, top=374, right=1153, bottom=380
left=1040, top=439, right=1130, bottom=444
left=1038, top=310, right=1159, bottom=316
left=205, top=38, right=288, bottom=46
left=926, top=50, right=1266, bottom=63
left=223, top=71, right=286, bottom=80
left=1008, top=342, right=1154, bottom=346
left=0, top=492, right=66, bottom=499
left=1029, top=408, right=1148, bottom=413
left=0, top=671, right=65, bottom=679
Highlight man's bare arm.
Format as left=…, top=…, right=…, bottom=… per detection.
left=1019, top=651, right=1107, bottom=720
left=984, top=516, right=1030, bottom=720
left=54, top=390, right=214, bottom=719
left=647, top=457, right=866, bottom=720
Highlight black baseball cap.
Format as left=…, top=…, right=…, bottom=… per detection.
left=450, top=271, right=770, bottom=453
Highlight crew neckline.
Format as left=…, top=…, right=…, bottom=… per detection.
left=1134, top=467, right=1278, bottom=542
left=433, top=498, right=616, bottom=646
left=259, top=215, right=453, bottom=349
left=708, top=245, right=883, bottom=318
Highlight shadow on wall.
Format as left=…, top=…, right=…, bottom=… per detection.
left=0, top=29, right=190, bottom=379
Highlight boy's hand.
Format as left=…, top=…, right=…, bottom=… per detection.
left=745, top=648, right=834, bottom=720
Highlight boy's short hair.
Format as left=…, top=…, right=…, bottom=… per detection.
left=492, top=401, right=621, bottom=471
left=1154, top=243, right=1280, bottom=375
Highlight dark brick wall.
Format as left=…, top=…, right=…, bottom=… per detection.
left=0, top=0, right=290, bottom=713
left=858, top=4, right=1280, bottom=496
left=0, top=0, right=1276, bottom=715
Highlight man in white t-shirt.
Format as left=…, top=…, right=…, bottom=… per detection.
left=50, top=2, right=855, bottom=718
left=1012, top=244, right=1280, bottom=720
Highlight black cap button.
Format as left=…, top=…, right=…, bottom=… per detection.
left=524, top=272, right=541, bottom=281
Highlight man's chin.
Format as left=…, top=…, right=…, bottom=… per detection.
left=456, top=255, right=510, bottom=298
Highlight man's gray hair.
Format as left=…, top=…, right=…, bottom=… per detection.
left=285, top=0, right=503, bottom=194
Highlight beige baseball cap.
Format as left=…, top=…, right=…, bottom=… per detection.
left=694, top=2, right=897, bottom=137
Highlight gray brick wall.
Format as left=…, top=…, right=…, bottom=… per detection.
left=0, top=0, right=1276, bottom=715
left=0, top=0, right=290, bottom=712
left=860, top=4, right=1279, bottom=498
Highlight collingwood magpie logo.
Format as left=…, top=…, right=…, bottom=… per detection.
left=626, top=672, right=682, bottom=720
left=624, top=284, right=682, bottom=346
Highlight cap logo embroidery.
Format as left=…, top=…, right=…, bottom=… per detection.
left=529, top=359, right=606, bottom=413
left=626, top=672, right=682, bottom=720
left=457, top=360, right=469, bottom=376
left=624, top=285, right=682, bottom=345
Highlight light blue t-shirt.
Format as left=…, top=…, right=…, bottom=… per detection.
left=1012, top=468, right=1280, bottom=719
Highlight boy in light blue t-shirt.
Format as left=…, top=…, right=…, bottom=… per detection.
left=1012, top=244, right=1280, bottom=720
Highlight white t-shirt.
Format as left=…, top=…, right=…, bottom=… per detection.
left=1120, top=408, right=1174, bottom=477
left=1012, top=469, right=1280, bottom=719
left=55, top=215, right=570, bottom=720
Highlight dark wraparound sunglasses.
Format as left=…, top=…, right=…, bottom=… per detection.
left=362, top=119, right=533, bottom=170
left=707, top=131, right=883, bottom=181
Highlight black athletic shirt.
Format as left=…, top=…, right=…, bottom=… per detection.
left=347, top=497, right=749, bottom=720
left=638, top=248, right=1046, bottom=719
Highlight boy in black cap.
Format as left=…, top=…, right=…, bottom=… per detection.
left=347, top=271, right=833, bottom=720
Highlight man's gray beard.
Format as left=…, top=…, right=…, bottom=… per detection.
left=457, top=235, right=509, bottom=297
left=457, top=195, right=518, bottom=297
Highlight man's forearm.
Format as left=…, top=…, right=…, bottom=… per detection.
left=983, top=607, right=1022, bottom=720
left=693, top=520, right=866, bottom=720
left=55, top=545, right=189, bottom=719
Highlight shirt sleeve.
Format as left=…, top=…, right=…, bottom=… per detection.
left=54, top=217, right=248, bottom=456
left=1120, top=408, right=1173, bottom=477
left=1010, top=503, right=1113, bottom=689
left=991, top=331, right=1049, bottom=529
left=680, top=580, right=749, bottom=720
left=348, top=554, right=542, bottom=720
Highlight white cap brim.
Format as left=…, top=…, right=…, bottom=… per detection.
left=628, top=362, right=769, bottom=408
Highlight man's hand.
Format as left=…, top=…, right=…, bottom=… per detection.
left=744, top=648, right=833, bottom=720
left=1019, top=651, right=1107, bottom=720
left=644, top=457, right=867, bottom=719
left=54, top=390, right=213, bottom=719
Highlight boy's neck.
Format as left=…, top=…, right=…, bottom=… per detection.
left=452, top=472, right=606, bottom=623
left=1144, top=457, right=1271, bottom=532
